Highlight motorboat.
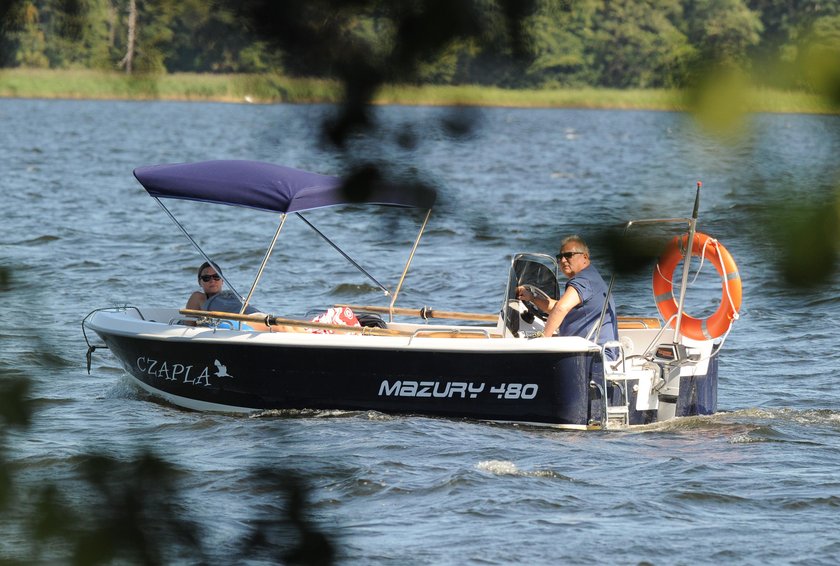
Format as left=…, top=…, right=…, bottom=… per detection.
left=83, top=160, right=742, bottom=430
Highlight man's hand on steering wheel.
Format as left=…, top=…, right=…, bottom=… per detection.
left=516, top=285, right=549, bottom=320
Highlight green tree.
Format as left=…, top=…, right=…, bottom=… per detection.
left=746, top=0, right=839, bottom=85
left=800, top=15, right=840, bottom=104
left=162, top=0, right=281, bottom=73
left=12, top=1, right=49, bottom=67
left=683, top=0, right=764, bottom=69
left=450, top=0, right=537, bottom=86
left=42, top=0, right=87, bottom=67
left=524, top=0, right=600, bottom=87
left=414, top=38, right=472, bottom=84
left=125, top=0, right=175, bottom=73
left=588, top=0, right=693, bottom=87
left=748, top=0, right=838, bottom=57
left=2, top=0, right=100, bottom=69
left=76, top=0, right=119, bottom=70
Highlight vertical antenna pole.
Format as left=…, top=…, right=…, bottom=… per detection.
left=673, top=182, right=702, bottom=341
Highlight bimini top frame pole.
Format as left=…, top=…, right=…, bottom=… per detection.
left=241, top=213, right=287, bottom=314
left=154, top=197, right=244, bottom=301
left=241, top=207, right=432, bottom=318
left=295, top=212, right=391, bottom=297
left=388, top=208, right=434, bottom=322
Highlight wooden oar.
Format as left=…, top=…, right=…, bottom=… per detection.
left=181, top=308, right=405, bottom=336
left=339, top=304, right=499, bottom=323
left=346, top=305, right=664, bottom=329
left=179, top=309, right=502, bottom=338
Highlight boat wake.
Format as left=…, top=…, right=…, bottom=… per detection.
left=250, top=408, right=394, bottom=421
left=619, top=407, right=840, bottom=441
left=476, top=460, right=570, bottom=480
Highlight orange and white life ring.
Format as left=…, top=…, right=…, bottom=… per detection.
left=652, top=232, right=742, bottom=341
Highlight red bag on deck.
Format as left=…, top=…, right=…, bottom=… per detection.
left=309, top=307, right=361, bottom=334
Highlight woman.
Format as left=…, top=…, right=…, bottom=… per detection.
left=184, top=262, right=268, bottom=330
left=185, top=261, right=224, bottom=312
left=186, top=261, right=360, bottom=333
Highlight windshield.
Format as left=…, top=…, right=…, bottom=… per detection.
left=505, top=253, right=559, bottom=302
left=502, top=253, right=559, bottom=336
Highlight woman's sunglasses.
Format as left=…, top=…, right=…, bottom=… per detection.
left=200, top=274, right=222, bottom=282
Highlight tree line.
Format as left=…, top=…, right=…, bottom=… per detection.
left=0, top=0, right=838, bottom=90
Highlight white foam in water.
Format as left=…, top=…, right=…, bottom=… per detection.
left=476, top=460, right=520, bottom=476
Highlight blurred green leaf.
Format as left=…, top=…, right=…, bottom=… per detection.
left=594, top=227, right=668, bottom=276
left=241, top=469, right=336, bottom=565
left=768, top=197, right=840, bottom=287
left=0, top=374, right=32, bottom=428
left=685, top=64, right=751, bottom=136
left=801, top=15, right=840, bottom=107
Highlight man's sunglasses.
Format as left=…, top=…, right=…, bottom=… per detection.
left=200, top=274, right=222, bottom=282
left=556, top=251, right=584, bottom=261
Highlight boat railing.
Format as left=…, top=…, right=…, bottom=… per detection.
left=600, top=340, right=630, bottom=428
left=82, top=306, right=147, bottom=375
left=407, top=327, right=495, bottom=345
left=638, top=313, right=719, bottom=364
left=640, top=313, right=680, bottom=358
left=600, top=340, right=666, bottom=429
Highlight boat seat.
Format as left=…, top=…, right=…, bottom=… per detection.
left=357, top=313, right=387, bottom=329
left=617, top=316, right=661, bottom=329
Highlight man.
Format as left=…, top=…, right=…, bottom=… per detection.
left=516, top=235, right=617, bottom=348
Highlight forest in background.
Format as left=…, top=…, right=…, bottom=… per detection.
left=0, top=0, right=838, bottom=93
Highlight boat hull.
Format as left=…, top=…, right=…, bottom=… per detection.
left=101, top=331, right=604, bottom=427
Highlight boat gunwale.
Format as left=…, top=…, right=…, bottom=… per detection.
left=85, top=307, right=604, bottom=354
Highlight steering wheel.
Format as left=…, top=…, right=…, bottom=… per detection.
left=519, top=285, right=549, bottom=321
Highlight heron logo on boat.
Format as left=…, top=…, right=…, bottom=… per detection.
left=136, top=356, right=226, bottom=387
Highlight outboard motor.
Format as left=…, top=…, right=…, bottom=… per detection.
left=652, top=343, right=685, bottom=420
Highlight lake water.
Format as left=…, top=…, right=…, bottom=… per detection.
left=2, top=98, right=840, bottom=564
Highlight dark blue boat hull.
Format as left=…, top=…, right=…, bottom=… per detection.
left=98, top=332, right=717, bottom=428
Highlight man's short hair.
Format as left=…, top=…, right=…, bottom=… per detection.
left=559, top=235, right=589, bottom=256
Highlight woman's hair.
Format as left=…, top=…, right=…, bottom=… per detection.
left=197, top=261, right=221, bottom=280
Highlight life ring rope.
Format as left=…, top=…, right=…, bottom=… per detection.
left=704, top=237, right=742, bottom=325
left=652, top=232, right=742, bottom=341
left=721, top=255, right=741, bottom=323
left=654, top=235, right=714, bottom=287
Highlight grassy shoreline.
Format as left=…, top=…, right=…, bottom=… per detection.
left=0, top=68, right=835, bottom=114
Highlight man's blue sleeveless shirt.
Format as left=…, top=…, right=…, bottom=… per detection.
left=558, top=265, right=618, bottom=346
